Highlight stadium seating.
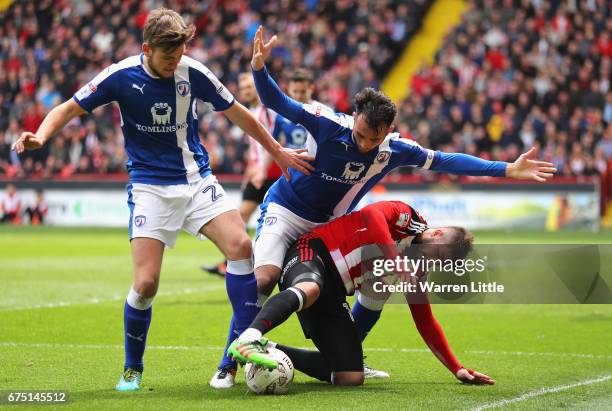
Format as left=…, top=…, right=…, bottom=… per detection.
left=0, top=0, right=609, bottom=181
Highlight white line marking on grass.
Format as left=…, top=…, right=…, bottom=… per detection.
left=0, top=285, right=225, bottom=312
left=0, top=342, right=225, bottom=350
left=466, top=349, right=612, bottom=360
left=364, top=348, right=612, bottom=359
left=2, top=343, right=610, bottom=363
left=470, top=374, right=612, bottom=411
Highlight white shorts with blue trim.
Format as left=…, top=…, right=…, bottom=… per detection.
left=254, top=202, right=321, bottom=270
left=127, top=174, right=236, bottom=248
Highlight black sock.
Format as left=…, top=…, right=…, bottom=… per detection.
left=276, top=344, right=332, bottom=383
left=250, top=288, right=305, bottom=334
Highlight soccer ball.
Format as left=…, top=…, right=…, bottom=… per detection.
left=244, top=347, right=294, bottom=394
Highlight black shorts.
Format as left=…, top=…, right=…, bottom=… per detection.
left=242, top=178, right=276, bottom=204
left=279, top=234, right=363, bottom=372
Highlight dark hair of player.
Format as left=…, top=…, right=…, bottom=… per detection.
left=414, top=226, right=474, bottom=261
left=143, top=8, right=195, bottom=52
left=445, top=226, right=474, bottom=260
left=289, top=68, right=313, bottom=84
left=353, top=88, right=397, bottom=132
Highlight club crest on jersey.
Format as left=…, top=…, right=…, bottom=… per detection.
left=291, top=128, right=307, bottom=146
left=176, top=81, right=190, bottom=96
left=376, top=151, right=391, bottom=163
left=88, top=83, right=97, bottom=93
left=134, top=215, right=146, bottom=227
left=265, top=216, right=277, bottom=226
left=396, top=213, right=410, bottom=228
left=151, top=102, right=172, bottom=125
left=342, top=162, right=365, bottom=180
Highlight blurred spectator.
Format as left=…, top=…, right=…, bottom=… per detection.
left=1, top=183, right=21, bottom=223
left=396, top=0, right=611, bottom=177
left=25, top=189, right=48, bottom=225
left=0, top=0, right=609, bottom=180
left=1, top=0, right=428, bottom=179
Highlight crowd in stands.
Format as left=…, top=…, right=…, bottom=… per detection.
left=399, top=0, right=611, bottom=179
left=0, top=0, right=609, bottom=180
left=0, top=0, right=425, bottom=178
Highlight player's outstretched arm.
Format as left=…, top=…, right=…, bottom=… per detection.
left=224, top=102, right=314, bottom=179
left=250, top=26, right=306, bottom=125
left=12, top=99, right=86, bottom=154
left=406, top=297, right=495, bottom=385
left=429, top=147, right=556, bottom=182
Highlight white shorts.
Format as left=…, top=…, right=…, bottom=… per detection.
left=254, top=202, right=321, bottom=269
left=127, top=174, right=236, bottom=248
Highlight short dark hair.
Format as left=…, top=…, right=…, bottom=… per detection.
left=143, top=7, right=195, bottom=52
left=445, top=226, right=474, bottom=261
left=414, top=226, right=474, bottom=261
left=289, top=68, right=313, bottom=84
left=354, top=88, right=396, bottom=131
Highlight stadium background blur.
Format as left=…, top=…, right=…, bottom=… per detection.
left=0, top=0, right=608, bottom=175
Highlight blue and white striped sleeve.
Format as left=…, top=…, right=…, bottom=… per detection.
left=72, top=65, right=120, bottom=113
left=185, top=56, right=235, bottom=111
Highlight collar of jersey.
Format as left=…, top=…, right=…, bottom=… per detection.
left=140, top=53, right=163, bottom=79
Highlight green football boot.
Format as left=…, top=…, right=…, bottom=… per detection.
left=227, top=338, right=278, bottom=370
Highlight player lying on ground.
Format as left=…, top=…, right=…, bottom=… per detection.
left=228, top=200, right=495, bottom=386
left=11, top=8, right=313, bottom=392
left=219, top=26, right=553, bottom=387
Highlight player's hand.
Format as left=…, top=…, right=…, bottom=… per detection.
left=456, top=368, right=495, bottom=385
left=274, top=147, right=315, bottom=180
left=506, top=147, right=556, bottom=182
left=251, top=26, right=277, bottom=71
left=11, top=132, right=45, bottom=154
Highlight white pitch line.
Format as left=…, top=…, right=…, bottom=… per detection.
left=470, top=374, right=612, bottom=411
left=0, top=342, right=223, bottom=351
left=466, top=349, right=612, bottom=361
left=0, top=285, right=225, bottom=312
left=1, top=342, right=611, bottom=363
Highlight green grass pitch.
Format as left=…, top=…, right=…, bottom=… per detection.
left=1, top=226, right=611, bottom=410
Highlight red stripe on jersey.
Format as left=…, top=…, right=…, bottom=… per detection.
left=312, top=201, right=428, bottom=294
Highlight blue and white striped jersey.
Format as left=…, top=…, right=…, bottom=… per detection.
left=73, top=53, right=234, bottom=185
left=253, top=65, right=506, bottom=223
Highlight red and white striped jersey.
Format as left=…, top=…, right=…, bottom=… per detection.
left=1, top=192, right=20, bottom=214
left=248, top=104, right=282, bottom=180
left=312, top=200, right=428, bottom=294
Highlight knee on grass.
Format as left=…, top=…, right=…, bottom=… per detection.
left=332, top=371, right=364, bottom=386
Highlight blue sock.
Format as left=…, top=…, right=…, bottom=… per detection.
left=352, top=299, right=382, bottom=342
left=124, top=302, right=152, bottom=372
left=218, top=259, right=259, bottom=369
left=218, top=315, right=237, bottom=369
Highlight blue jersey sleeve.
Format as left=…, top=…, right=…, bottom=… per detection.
left=72, top=65, right=120, bottom=113
left=391, top=135, right=507, bottom=176
left=184, top=57, right=235, bottom=111
left=391, top=135, right=435, bottom=168
left=252, top=65, right=349, bottom=144
left=430, top=152, right=507, bottom=176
